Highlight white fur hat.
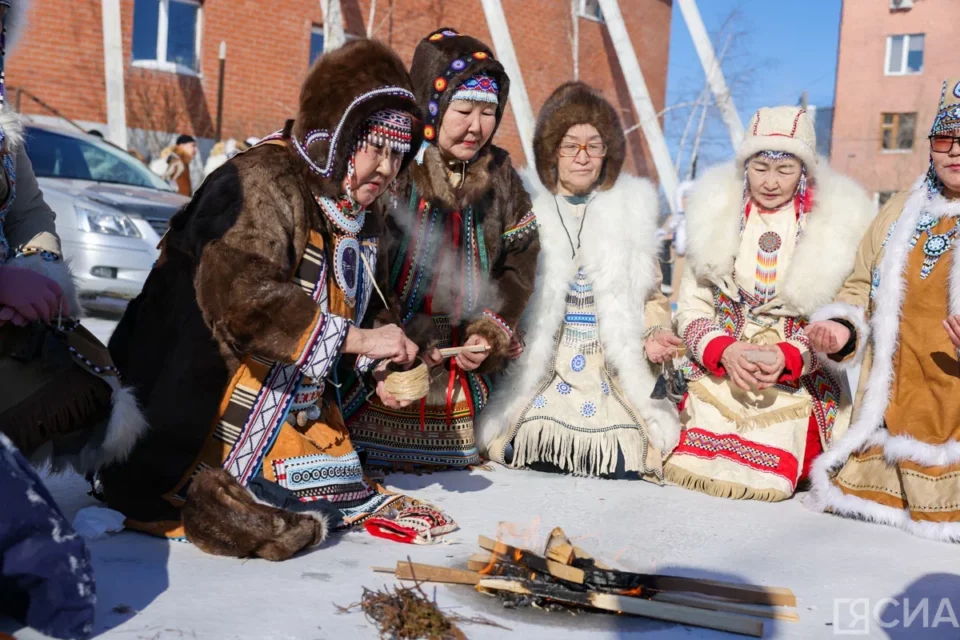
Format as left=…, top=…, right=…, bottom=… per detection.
left=736, top=106, right=818, bottom=173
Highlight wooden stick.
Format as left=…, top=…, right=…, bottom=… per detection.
left=467, top=552, right=494, bottom=572
left=653, top=592, right=799, bottom=623
left=544, top=527, right=575, bottom=565
left=478, top=535, right=585, bottom=584
left=571, top=545, right=610, bottom=570
left=438, top=344, right=490, bottom=358
left=375, top=561, right=482, bottom=586
left=477, top=578, right=763, bottom=638
left=584, top=567, right=796, bottom=608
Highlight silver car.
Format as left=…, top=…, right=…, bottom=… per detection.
left=23, top=124, right=190, bottom=312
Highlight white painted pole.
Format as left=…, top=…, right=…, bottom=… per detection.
left=479, top=0, right=536, bottom=166
left=676, top=0, right=743, bottom=149
left=595, top=0, right=678, bottom=214
left=321, top=0, right=346, bottom=53
left=101, top=0, right=128, bottom=149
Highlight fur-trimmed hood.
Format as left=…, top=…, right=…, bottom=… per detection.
left=533, top=82, right=625, bottom=194
left=291, top=39, right=423, bottom=199
left=478, top=170, right=681, bottom=459
left=411, top=28, right=510, bottom=152
left=403, top=142, right=517, bottom=211
left=684, top=159, right=876, bottom=317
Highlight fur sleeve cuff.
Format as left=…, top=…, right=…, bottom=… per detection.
left=8, top=252, right=82, bottom=318
left=808, top=301, right=868, bottom=371
left=466, top=311, right=512, bottom=357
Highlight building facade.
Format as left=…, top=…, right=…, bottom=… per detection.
left=7, top=0, right=671, bottom=177
left=831, top=0, right=960, bottom=205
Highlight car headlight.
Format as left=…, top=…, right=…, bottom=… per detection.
left=75, top=204, right=142, bottom=238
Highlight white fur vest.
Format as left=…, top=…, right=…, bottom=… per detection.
left=684, top=160, right=876, bottom=317
left=477, top=172, right=682, bottom=457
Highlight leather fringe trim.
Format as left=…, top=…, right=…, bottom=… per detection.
left=687, top=381, right=812, bottom=433
left=663, top=463, right=790, bottom=502
left=510, top=419, right=651, bottom=478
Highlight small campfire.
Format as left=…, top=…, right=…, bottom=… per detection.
left=373, top=526, right=799, bottom=637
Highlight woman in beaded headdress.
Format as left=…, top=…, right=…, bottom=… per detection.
left=341, top=28, right=539, bottom=472
left=98, top=40, right=458, bottom=557
left=477, top=82, right=681, bottom=480
left=664, top=105, right=875, bottom=502
left=805, top=79, right=960, bottom=541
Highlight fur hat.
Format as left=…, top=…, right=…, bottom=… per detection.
left=533, top=82, right=626, bottom=194
left=291, top=39, right=424, bottom=197
left=410, top=28, right=510, bottom=149
left=931, top=77, right=960, bottom=136
left=736, top=106, right=818, bottom=173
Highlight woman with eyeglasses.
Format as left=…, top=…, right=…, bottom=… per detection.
left=477, top=82, right=681, bottom=480
left=664, top=106, right=874, bottom=502
left=805, top=78, right=960, bottom=541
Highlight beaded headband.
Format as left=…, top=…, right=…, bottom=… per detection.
left=357, top=109, right=413, bottom=154
left=289, top=86, right=417, bottom=179
left=930, top=79, right=960, bottom=136
left=450, top=74, right=499, bottom=105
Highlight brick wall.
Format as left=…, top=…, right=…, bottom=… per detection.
left=831, top=0, right=960, bottom=197
left=7, top=0, right=671, bottom=178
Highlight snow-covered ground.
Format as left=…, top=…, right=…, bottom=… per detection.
left=4, top=318, right=958, bottom=640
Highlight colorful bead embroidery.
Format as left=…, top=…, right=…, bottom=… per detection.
left=557, top=382, right=571, bottom=395
left=601, top=381, right=610, bottom=396
left=755, top=231, right=781, bottom=301
left=581, top=402, right=596, bottom=418
left=501, top=212, right=538, bottom=242
left=533, top=395, right=547, bottom=409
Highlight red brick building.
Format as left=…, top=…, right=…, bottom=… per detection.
left=831, top=0, right=960, bottom=205
left=8, top=0, right=672, bottom=176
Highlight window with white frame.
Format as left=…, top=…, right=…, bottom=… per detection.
left=132, top=0, right=202, bottom=75
left=578, top=0, right=604, bottom=22
left=885, top=33, right=924, bottom=75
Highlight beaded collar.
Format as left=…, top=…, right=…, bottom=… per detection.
left=316, top=194, right=366, bottom=236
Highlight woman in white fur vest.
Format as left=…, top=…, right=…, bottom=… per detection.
left=477, top=82, right=682, bottom=480
left=805, top=79, right=960, bottom=541
left=664, top=106, right=875, bottom=501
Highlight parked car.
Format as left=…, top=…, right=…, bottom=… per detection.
left=22, top=124, right=190, bottom=312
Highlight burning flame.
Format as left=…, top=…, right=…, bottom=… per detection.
left=478, top=551, right=501, bottom=576
left=620, top=585, right=644, bottom=598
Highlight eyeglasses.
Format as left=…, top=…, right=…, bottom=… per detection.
left=558, top=142, right=607, bottom=158
left=930, top=135, right=960, bottom=153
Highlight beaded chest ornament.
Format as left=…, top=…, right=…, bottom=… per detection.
left=910, top=212, right=960, bottom=279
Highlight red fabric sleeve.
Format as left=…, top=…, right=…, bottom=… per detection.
left=777, top=342, right=804, bottom=383
left=702, top=336, right=737, bottom=377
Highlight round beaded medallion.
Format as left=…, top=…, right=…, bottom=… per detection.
left=758, top=231, right=782, bottom=253
left=571, top=354, right=586, bottom=372
left=924, top=234, right=952, bottom=257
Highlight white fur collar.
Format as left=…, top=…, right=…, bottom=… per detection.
left=684, top=160, right=876, bottom=316
left=0, top=106, right=23, bottom=154
left=477, top=171, right=681, bottom=456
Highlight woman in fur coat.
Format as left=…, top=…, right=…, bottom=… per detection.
left=664, top=106, right=875, bottom=501
left=98, top=40, right=454, bottom=554
left=477, top=82, right=681, bottom=479
left=343, top=28, right=539, bottom=472
left=805, top=79, right=960, bottom=541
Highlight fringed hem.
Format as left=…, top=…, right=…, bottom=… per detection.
left=510, top=419, right=655, bottom=478
left=663, top=463, right=791, bottom=502
left=687, top=381, right=812, bottom=432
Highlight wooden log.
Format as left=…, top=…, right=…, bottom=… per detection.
left=570, top=545, right=611, bottom=570
left=584, top=567, right=796, bottom=608
left=544, top=527, right=575, bottom=565
left=396, top=561, right=481, bottom=586
left=653, top=592, right=799, bottom=623
left=478, top=536, right=585, bottom=584
left=477, top=578, right=763, bottom=638
left=467, top=552, right=494, bottom=572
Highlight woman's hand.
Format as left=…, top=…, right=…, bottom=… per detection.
left=805, top=320, right=851, bottom=355
left=455, top=334, right=491, bottom=371
left=0, top=265, right=70, bottom=323
left=344, top=324, right=418, bottom=366
left=753, top=345, right=786, bottom=389
left=373, top=361, right=412, bottom=409
left=645, top=330, right=683, bottom=364
left=944, top=316, right=960, bottom=350
left=719, top=342, right=762, bottom=391
left=507, top=333, right=524, bottom=360
left=422, top=347, right=443, bottom=368
left=0, top=305, right=28, bottom=327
